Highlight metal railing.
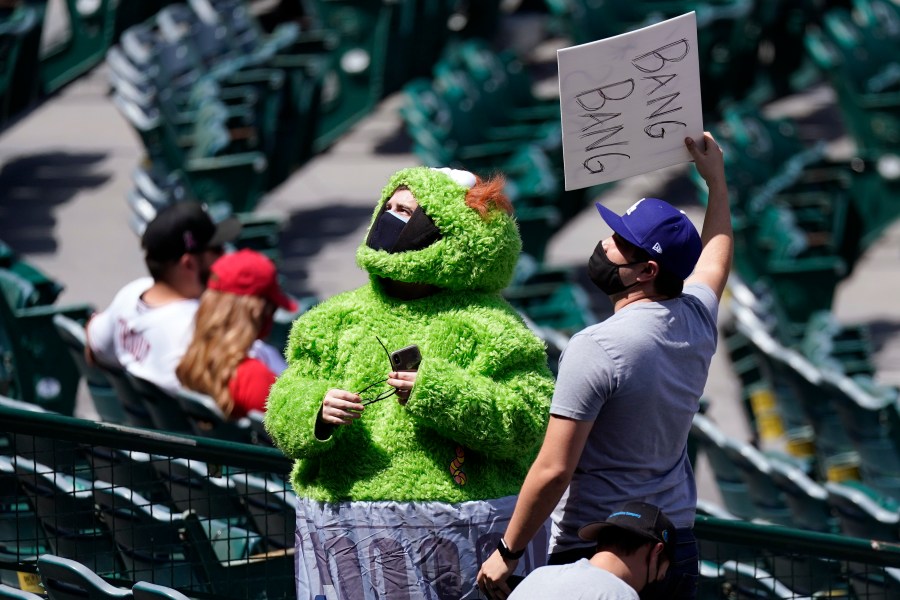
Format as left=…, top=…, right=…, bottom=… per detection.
left=3, top=403, right=900, bottom=598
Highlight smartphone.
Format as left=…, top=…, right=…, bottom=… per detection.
left=390, top=344, right=421, bottom=371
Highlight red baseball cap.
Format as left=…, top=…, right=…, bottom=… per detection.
left=208, top=249, right=297, bottom=311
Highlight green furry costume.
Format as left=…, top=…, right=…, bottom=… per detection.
left=265, top=167, right=554, bottom=504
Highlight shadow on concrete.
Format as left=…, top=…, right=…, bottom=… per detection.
left=0, top=151, right=110, bottom=255
left=373, top=124, right=413, bottom=155
left=656, top=172, right=702, bottom=209
left=277, top=204, right=373, bottom=296
left=866, top=319, right=900, bottom=357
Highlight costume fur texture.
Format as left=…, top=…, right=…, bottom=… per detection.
left=265, top=167, right=554, bottom=503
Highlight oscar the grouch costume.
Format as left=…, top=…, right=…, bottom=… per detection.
left=265, top=167, right=554, bottom=600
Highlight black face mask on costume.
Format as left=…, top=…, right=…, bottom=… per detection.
left=587, top=240, right=645, bottom=296
left=366, top=206, right=442, bottom=253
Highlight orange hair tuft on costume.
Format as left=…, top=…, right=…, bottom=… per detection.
left=466, top=175, right=513, bottom=218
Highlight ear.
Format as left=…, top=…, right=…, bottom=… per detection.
left=179, top=253, right=199, bottom=272
left=650, top=542, right=668, bottom=579
left=639, top=260, right=660, bottom=281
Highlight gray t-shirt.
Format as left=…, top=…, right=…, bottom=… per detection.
left=549, top=284, right=718, bottom=552
left=509, top=559, right=639, bottom=600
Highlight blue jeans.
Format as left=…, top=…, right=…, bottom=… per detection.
left=657, top=527, right=698, bottom=600
left=547, top=527, right=698, bottom=600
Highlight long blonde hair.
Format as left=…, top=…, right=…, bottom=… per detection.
left=177, top=290, right=267, bottom=417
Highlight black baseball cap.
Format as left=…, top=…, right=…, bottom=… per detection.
left=141, top=203, right=241, bottom=262
left=578, top=501, right=676, bottom=561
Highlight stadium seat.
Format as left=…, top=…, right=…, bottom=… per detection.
left=83, top=447, right=173, bottom=509
left=818, top=374, right=900, bottom=500
left=151, top=458, right=253, bottom=529
left=731, top=299, right=860, bottom=479
left=174, top=388, right=254, bottom=444
left=131, top=581, right=190, bottom=600
left=36, top=554, right=131, bottom=600
left=13, top=457, right=122, bottom=577
left=718, top=559, right=811, bottom=600
left=0, top=268, right=93, bottom=415
left=229, top=473, right=297, bottom=550
left=245, top=410, right=273, bottom=447
left=92, top=483, right=208, bottom=589
left=125, top=376, right=194, bottom=435
left=92, top=365, right=155, bottom=430
left=690, top=413, right=757, bottom=521
left=52, top=314, right=127, bottom=425
left=94, top=480, right=288, bottom=598
left=0, top=456, right=47, bottom=565
left=36, top=0, right=119, bottom=96
left=0, top=5, right=41, bottom=126
left=0, top=584, right=44, bottom=600
left=825, top=480, right=900, bottom=541
left=767, top=455, right=838, bottom=534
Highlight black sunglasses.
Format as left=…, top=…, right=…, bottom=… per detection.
left=356, top=337, right=396, bottom=406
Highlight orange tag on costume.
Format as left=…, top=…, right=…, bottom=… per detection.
left=449, top=445, right=467, bottom=485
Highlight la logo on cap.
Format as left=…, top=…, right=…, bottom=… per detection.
left=652, top=242, right=663, bottom=253
left=625, top=199, right=646, bottom=216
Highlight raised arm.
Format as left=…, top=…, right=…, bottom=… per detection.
left=685, top=132, right=733, bottom=300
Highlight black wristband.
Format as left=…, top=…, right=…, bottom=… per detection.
left=497, top=537, right=525, bottom=561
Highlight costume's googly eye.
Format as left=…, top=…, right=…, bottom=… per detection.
left=431, top=167, right=476, bottom=189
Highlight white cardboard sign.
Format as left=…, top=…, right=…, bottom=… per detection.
left=557, top=12, right=703, bottom=190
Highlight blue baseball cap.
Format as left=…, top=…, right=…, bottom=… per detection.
left=595, top=198, right=702, bottom=280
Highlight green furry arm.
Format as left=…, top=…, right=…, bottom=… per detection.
left=264, top=294, right=356, bottom=458
left=404, top=310, right=554, bottom=459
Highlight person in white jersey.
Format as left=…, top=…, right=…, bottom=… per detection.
left=86, top=203, right=241, bottom=393
left=478, top=132, right=733, bottom=600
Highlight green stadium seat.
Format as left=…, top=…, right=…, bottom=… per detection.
left=0, top=4, right=41, bottom=124
left=806, top=7, right=900, bottom=157
left=732, top=300, right=861, bottom=480
left=503, top=259, right=596, bottom=337
left=14, top=457, right=122, bottom=577
left=52, top=314, right=127, bottom=425
left=228, top=473, right=297, bottom=551
left=767, top=455, right=839, bottom=534
left=151, top=458, right=256, bottom=532
left=0, top=583, right=44, bottom=600
left=125, top=375, right=195, bottom=436
left=690, top=413, right=757, bottom=521
left=0, top=268, right=93, bottom=415
left=99, top=477, right=292, bottom=598
left=37, top=0, right=119, bottom=96
left=825, top=480, right=900, bottom=541
left=0, top=456, right=47, bottom=567
left=818, top=374, right=900, bottom=500
left=131, top=581, right=190, bottom=600
left=92, top=483, right=227, bottom=590
left=717, top=560, right=812, bottom=600
left=173, top=388, right=254, bottom=445
left=36, top=554, right=131, bottom=600
left=83, top=447, right=173, bottom=509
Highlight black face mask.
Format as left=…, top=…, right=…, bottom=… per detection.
left=587, top=240, right=645, bottom=296
left=638, top=550, right=671, bottom=600
left=366, top=207, right=442, bottom=253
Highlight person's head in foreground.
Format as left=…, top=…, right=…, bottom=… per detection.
left=177, top=249, right=296, bottom=416
left=590, top=197, right=702, bottom=300
left=579, top=501, right=676, bottom=595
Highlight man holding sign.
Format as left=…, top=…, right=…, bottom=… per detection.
left=477, top=132, right=731, bottom=600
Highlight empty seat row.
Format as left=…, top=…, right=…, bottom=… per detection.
left=1, top=439, right=296, bottom=598
left=0, top=553, right=231, bottom=599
